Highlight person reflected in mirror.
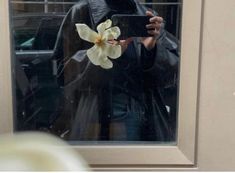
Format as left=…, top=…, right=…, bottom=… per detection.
left=52, top=0, right=179, bottom=141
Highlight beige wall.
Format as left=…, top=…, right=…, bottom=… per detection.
left=197, top=0, right=235, bottom=170
left=0, top=1, right=14, bottom=134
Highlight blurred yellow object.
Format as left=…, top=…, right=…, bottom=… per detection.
left=0, top=132, right=89, bottom=171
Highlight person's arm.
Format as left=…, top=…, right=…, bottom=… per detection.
left=52, top=2, right=107, bottom=89
left=141, top=28, right=179, bottom=87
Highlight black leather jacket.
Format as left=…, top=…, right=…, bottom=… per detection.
left=52, top=0, right=179, bottom=141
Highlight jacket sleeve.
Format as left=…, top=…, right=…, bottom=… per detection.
left=141, top=26, right=179, bottom=88
left=52, top=2, right=107, bottom=90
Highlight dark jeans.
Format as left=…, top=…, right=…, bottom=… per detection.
left=110, top=93, right=146, bottom=141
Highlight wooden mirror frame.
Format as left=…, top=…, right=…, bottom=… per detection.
left=0, top=0, right=203, bottom=170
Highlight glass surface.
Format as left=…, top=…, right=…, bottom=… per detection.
left=10, top=0, right=181, bottom=144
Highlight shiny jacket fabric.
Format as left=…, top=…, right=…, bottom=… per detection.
left=52, top=0, right=179, bottom=141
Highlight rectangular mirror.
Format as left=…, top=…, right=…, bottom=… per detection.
left=10, top=0, right=181, bottom=144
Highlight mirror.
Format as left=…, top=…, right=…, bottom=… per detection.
left=10, top=0, right=181, bottom=144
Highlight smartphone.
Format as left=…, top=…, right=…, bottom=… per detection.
left=111, top=14, right=152, bottom=39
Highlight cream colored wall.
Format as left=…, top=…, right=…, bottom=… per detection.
left=197, top=0, right=235, bottom=170
left=0, top=1, right=14, bottom=134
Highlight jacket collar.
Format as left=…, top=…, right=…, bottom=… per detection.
left=88, top=0, right=140, bottom=26
left=88, top=0, right=111, bottom=26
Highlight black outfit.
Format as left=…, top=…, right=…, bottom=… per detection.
left=52, top=0, right=179, bottom=141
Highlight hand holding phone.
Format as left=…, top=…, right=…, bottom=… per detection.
left=141, top=10, right=164, bottom=50
left=145, top=11, right=163, bottom=38
left=111, top=11, right=164, bottom=51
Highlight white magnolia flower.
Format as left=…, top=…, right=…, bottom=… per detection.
left=76, top=19, right=121, bottom=69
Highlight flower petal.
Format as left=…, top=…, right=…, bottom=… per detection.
left=99, top=57, right=113, bottom=69
left=97, top=19, right=112, bottom=35
left=87, top=45, right=103, bottom=65
left=76, top=24, right=98, bottom=43
left=103, top=26, right=121, bottom=40
left=103, top=43, right=122, bottom=59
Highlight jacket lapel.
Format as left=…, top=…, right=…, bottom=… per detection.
left=88, top=0, right=111, bottom=26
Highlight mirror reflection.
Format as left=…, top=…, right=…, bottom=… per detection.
left=11, top=0, right=181, bottom=143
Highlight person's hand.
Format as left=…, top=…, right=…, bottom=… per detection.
left=108, top=38, right=133, bottom=54
left=141, top=10, right=163, bottom=50
left=118, top=38, right=133, bottom=53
